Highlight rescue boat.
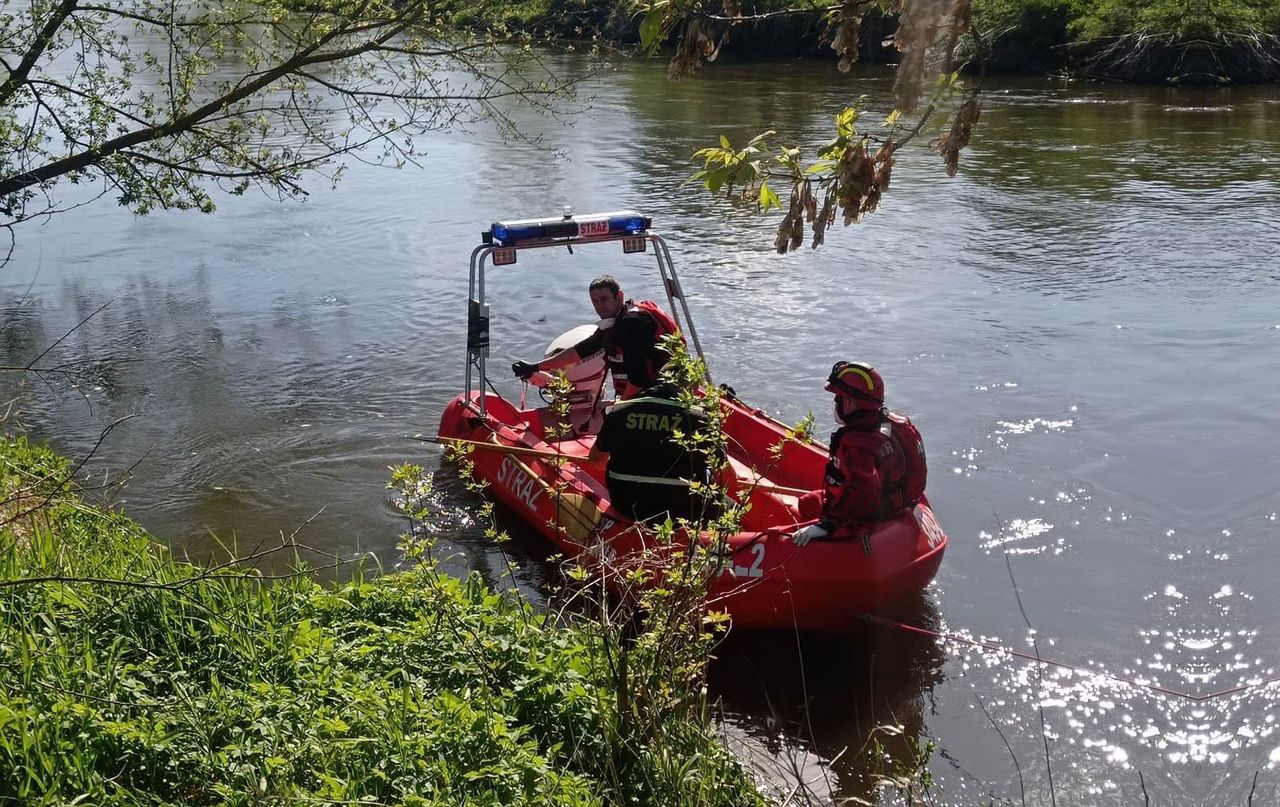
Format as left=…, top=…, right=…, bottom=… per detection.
left=437, top=210, right=948, bottom=633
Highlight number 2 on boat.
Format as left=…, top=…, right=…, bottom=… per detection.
left=731, top=543, right=766, bottom=579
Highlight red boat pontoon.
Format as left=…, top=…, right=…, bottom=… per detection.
left=438, top=210, right=947, bottom=632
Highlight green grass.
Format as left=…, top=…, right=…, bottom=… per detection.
left=0, top=435, right=762, bottom=805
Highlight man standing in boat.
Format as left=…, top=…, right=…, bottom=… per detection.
left=511, top=275, right=679, bottom=401
left=792, top=361, right=928, bottom=546
left=587, top=367, right=716, bottom=524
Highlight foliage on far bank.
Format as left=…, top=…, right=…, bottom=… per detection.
left=621, top=0, right=1279, bottom=79
left=0, top=434, right=762, bottom=805
left=970, top=0, right=1280, bottom=79
left=1065, top=0, right=1280, bottom=41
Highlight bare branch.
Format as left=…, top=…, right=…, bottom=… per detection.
left=20, top=299, right=111, bottom=372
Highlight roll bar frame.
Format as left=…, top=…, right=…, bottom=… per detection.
left=465, top=229, right=709, bottom=418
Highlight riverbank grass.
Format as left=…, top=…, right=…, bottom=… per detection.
left=0, top=434, right=761, bottom=804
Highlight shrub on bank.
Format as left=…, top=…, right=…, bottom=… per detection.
left=0, top=435, right=762, bottom=805
left=1070, top=0, right=1280, bottom=40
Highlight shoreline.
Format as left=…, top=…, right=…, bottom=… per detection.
left=526, top=6, right=1280, bottom=85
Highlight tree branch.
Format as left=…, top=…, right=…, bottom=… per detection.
left=0, top=0, right=80, bottom=108
left=0, top=11, right=410, bottom=201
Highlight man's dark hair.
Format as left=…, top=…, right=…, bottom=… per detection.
left=588, top=275, right=621, bottom=295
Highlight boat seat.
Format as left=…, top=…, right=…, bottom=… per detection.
left=724, top=454, right=805, bottom=529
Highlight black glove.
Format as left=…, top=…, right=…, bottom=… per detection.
left=512, top=360, right=539, bottom=380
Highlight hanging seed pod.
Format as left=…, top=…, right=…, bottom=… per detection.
left=829, top=2, right=864, bottom=73
left=929, top=98, right=981, bottom=176
left=774, top=184, right=803, bottom=254
left=812, top=187, right=837, bottom=249
left=947, top=0, right=973, bottom=41
left=892, top=0, right=942, bottom=112
left=874, top=141, right=896, bottom=193
left=790, top=204, right=806, bottom=251
left=774, top=214, right=792, bottom=254
left=803, top=181, right=818, bottom=222
left=836, top=141, right=873, bottom=224
left=669, top=18, right=722, bottom=78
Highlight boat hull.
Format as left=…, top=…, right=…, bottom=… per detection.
left=438, top=392, right=948, bottom=633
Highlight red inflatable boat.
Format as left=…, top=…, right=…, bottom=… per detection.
left=438, top=210, right=947, bottom=632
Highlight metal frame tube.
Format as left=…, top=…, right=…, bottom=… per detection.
left=461, top=227, right=712, bottom=419
left=467, top=244, right=492, bottom=418
left=650, top=232, right=711, bottom=383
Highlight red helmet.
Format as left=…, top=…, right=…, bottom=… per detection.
left=825, top=361, right=884, bottom=410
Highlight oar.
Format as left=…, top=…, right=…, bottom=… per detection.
left=430, top=436, right=594, bottom=464
left=745, top=480, right=812, bottom=497
left=432, top=436, right=813, bottom=496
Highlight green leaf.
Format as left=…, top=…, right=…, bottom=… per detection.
left=706, top=169, right=728, bottom=195
left=719, top=134, right=731, bottom=149
left=639, top=8, right=664, bottom=53
left=758, top=182, right=781, bottom=213
left=835, top=107, right=859, bottom=138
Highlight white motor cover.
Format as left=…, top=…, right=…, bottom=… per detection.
left=535, top=324, right=606, bottom=386
left=531, top=324, right=607, bottom=435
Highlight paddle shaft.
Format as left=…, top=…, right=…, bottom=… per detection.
left=433, top=437, right=813, bottom=496
left=432, top=436, right=592, bottom=464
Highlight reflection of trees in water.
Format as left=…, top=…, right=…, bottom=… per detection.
left=0, top=269, right=282, bottom=549
left=956, top=85, right=1280, bottom=296
left=965, top=83, right=1280, bottom=190
left=710, top=594, right=948, bottom=805
left=0, top=279, right=128, bottom=415
left=0, top=304, right=50, bottom=375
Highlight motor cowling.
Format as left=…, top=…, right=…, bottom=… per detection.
left=530, top=324, right=607, bottom=435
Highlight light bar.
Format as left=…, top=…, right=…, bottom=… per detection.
left=486, top=210, right=651, bottom=246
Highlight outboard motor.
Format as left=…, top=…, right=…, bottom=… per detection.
left=530, top=324, right=607, bottom=436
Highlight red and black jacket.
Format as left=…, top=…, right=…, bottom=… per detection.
left=818, top=411, right=927, bottom=533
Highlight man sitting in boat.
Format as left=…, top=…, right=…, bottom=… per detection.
left=792, top=361, right=928, bottom=546
left=587, top=371, right=716, bottom=524
left=511, top=275, right=679, bottom=401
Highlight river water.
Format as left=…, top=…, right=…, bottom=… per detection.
left=3, top=57, right=1279, bottom=805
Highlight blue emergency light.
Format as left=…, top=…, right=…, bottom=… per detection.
left=486, top=210, right=651, bottom=246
